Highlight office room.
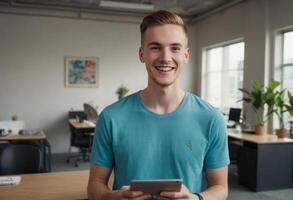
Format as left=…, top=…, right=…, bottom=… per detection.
left=0, top=0, right=293, bottom=199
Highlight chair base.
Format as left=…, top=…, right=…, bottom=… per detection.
left=66, top=148, right=90, bottom=167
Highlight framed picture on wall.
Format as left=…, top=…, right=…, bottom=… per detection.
left=64, top=56, right=99, bottom=88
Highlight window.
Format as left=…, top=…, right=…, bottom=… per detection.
left=282, top=31, right=293, bottom=92
left=276, top=30, right=293, bottom=129
left=202, top=41, right=244, bottom=111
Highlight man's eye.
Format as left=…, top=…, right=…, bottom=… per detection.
left=172, top=47, right=181, bottom=52
left=150, top=46, right=160, bottom=51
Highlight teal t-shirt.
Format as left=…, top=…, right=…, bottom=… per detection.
left=91, top=92, right=230, bottom=192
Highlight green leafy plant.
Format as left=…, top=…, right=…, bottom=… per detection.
left=273, top=89, right=286, bottom=129
left=11, top=114, right=18, bottom=121
left=116, top=85, right=129, bottom=100
left=239, top=80, right=266, bottom=125
left=264, top=80, right=282, bottom=110
left=285, top=91, right=293, bottom=116
left=239, top=80, right=281, bottom=126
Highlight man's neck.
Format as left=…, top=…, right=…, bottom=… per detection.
left=140, top=84, right=185, bottom=114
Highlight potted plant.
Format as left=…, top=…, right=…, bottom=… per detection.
left=239, top=80, right=280, bottom=135
left=11, top=114, right=18, bottom=121
left=285, top=91, right=293, bottom=138
left=116, top=85, right=129, bottom=100
left=285, top=91, right=293, bottom=116
left=273, top=89, right=287, bottom=138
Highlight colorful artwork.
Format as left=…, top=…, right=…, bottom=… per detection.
left=65, top=56, right=99, bottom=87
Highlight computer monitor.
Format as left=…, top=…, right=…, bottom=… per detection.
left=83, top=103, right=98, bottom=124
left=227, top=108, right=242, bottom=128
left=228, top=108, right=242, bottom=123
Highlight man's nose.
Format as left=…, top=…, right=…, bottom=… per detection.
left=159, top=48, right=172, bottom=62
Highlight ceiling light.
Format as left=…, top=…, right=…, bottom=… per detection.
left=99, top=0, right=154, bottom=11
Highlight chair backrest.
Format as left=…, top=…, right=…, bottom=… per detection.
left=83, top=103, right=98, bottom=123
left=0, top=144, right=42, bottom=175
left=228, top=108, right=242, bottom=123
left=68, top=111, right=87, bottom=120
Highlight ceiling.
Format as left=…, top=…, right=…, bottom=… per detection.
left=0, top=0, right=242, bottom=19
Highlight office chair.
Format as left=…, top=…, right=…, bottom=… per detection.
left=8, top=140, right=51, bottom=173
left=67, top=111, right=92, bottom=167
left=0, top=144, right=42, bottom=175
left=227, top=108, right=242, bottom=165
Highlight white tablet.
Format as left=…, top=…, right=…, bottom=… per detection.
left=130, top=179, right=182, bottom=195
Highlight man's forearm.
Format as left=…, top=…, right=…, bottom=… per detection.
left=200, top=185, right=228, bottom=200
left=88, top=180, right=115, bottom=200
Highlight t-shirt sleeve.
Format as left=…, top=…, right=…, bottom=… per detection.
left=90, top=111, right=114, bottom=168
left=204, top=112, right=230, bottom=169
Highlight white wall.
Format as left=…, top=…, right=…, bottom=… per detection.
left=191, top=0, right=293, bottom=128
left=191, top=2, right=245, bottom=94
left=0, top=13, right=195, bottom=153
left=268, top=0, right=293, bottom=78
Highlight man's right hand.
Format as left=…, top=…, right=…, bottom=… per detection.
left=110, top=185, right=152, bottom=200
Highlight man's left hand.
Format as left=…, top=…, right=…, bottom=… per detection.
left=153, top=184, right=198, bottom=200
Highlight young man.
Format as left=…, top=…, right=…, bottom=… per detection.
left=88, top=10, right=229, bottom=200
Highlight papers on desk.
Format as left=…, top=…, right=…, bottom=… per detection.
left=0, top=176, right=21, bottom=185
left=19, top=129, right=44, bottom=136
left=0, top=121, right=25, bottom=135
left=84, top=120, right=95, bottom=127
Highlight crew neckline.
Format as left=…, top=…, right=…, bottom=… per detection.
left=136, top=91, right=189, bottom=117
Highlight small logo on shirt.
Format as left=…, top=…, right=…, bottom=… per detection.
left=185, top=140, right=192, bottom=151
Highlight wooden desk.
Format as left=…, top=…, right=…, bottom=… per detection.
left=0, top=170, right=89, bottom=200
left=228, top=131, right=293, bottom=191
left=67, top=119, right=95, bottom=165
left=0, top=132, right=51, bottom=172
left=68, top=119, right=95, bottom=130
left=68, top=119, right=95, bottom=145
left=228, top=131, right=293, bottom=144
left=0, top=133, right=46, bottom=141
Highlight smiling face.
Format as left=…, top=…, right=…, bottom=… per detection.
left=139, top=24, right=189, bottom=88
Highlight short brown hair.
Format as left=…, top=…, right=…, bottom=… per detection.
left=140, top=10, right=188, bottom=45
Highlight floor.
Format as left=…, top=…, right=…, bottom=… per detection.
left=52, top=153, right=293, bottom=200
left=227, top=165, right=293, bottom=200
left=52, top=153, right=90, bottom=172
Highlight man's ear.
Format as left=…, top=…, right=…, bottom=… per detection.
left=139, top=47, right=145, bottom=63
left=184, top=48, right=190, bottom=64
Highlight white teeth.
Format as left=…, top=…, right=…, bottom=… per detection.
left=155, top=66, right=174, bottom=72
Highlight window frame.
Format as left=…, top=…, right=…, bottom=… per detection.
left=281, top=30, right=293, bottom=91
left=201, top=39, right=245, bottom=111
left=273, top=28, right=293, bottom=130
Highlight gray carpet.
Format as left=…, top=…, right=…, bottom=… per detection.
left=51, top=153, right=90, bottom=172
left=52, top=153, right=293, bottom=200
left=228, top=165, right=293, bottom=200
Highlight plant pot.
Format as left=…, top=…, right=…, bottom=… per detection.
left=255, top=124, right=266, bottom=135
left=276, top=128, right=286, bottom=139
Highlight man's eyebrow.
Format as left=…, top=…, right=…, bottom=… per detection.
left=147, top=42, right=183, bottom=47
left=147, top=42, right=161, bottom=46
left=170, top=43, right=183, bottom=47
